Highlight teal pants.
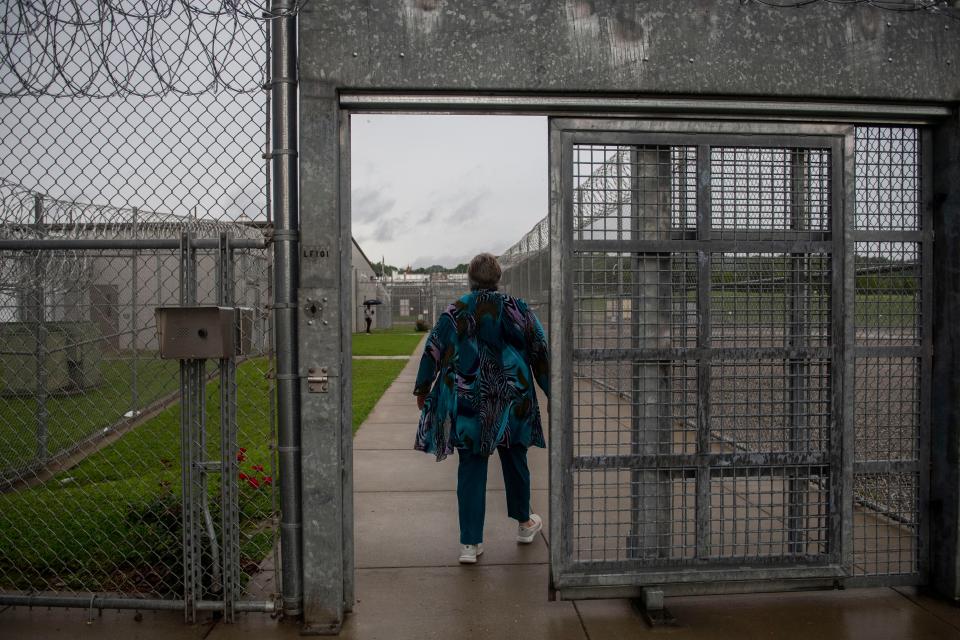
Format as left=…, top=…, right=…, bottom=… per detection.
left=457, top=445, right=531, bottom=545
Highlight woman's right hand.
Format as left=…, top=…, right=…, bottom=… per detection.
left=416, top=394, right=426, bottom=411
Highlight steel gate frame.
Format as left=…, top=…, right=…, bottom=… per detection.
left=0, top=234, right=277, bottom=617
left=323, top=96, right=948, bottom=630
left=547, top=118, right=931, bottom=599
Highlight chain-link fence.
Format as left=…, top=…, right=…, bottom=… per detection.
left=385, top=280, right=468, bottom=330
left=0, top=1, right=283, bottom=618
left=500, top=217, right=550, bottom=318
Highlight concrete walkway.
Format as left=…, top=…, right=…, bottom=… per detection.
left=4, top=341, right=960, bottom=638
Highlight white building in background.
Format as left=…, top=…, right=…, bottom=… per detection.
left=389, top=272, right=430, bottom=282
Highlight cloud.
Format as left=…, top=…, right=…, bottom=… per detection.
left=350, top=114, right=548, bottom=269
left=415, top=206, right=440, bottom=225
left=352, top=187, right=397, bottom=224
left=369, top=217, right=405, bottom=242
left=442, top=187, right=491, bottom=223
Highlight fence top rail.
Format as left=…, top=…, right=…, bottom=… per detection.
left=0, top=238, right=267, bottom=251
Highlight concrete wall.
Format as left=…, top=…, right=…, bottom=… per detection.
left=297, top=0, right=960, bottom=629
left=301, top=0, right=960, bottom=101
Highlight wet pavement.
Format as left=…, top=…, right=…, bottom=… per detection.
left=4, top=338, right=959, bottom=639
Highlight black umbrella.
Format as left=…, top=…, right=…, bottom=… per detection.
left=362, top=299, right=383, bottom=306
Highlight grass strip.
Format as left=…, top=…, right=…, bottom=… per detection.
left=0, top=358, right=274, bottom=594
left=0, top=352, right=412, bottom=593
left=0, top=358, right=179, bottom=473
left=351, top=329, right=423, bottom=356
left=351, top=359, right=407, bottom=433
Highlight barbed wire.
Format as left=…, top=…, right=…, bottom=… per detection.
left=0, top=178, right=264, bottom=288
left=0, top=178, right=264, bottom=235
left=1, top=1, right=309, bottom=98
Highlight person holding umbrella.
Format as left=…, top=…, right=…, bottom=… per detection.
left=362, top=298, right=382, bottom=334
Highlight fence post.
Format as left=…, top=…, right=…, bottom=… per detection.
left=178, top=231, right=204, bottom=623
left=130, top=207, right=139, bottom=416
left=32, top=194, right=48, bottom=462
left=931, top=112, right=960, bottom=600
left=787, top=150, right=810, bottom=555
left=628, top=148, right=673, bottom=559
left=270, top=0, right=304, bottom=619
left=218, top=232, right=240, bottom=622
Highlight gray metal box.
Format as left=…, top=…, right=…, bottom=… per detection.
left=155, top=306, right=253, bottom=359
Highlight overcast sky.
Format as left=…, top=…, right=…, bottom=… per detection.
left=350, top=114, right=547, bottom=269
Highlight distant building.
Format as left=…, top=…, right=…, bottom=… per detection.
left=350, top=239, right=391, bottom=333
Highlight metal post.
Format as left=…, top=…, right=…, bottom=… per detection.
left=131, top=207, right=139, bottom=416
left=787, top=150, right=810, bottom=555
left=616, top=153, right=624, bottom=338
left=266, top=259, right=282, bottom=602
left=628, top=147, right=673, bottom=559
left=525, top=237, right=533, bottom=302
left=928, top=117, right=960, bottom=598
left=270, top=0, right=302, bottom=617
left=695, top=144, right=712, bottom=561
left=179, top=232, right=203, bottom=623
left=32, top=194, right=48, bottom=462
left=218, top=232, right=240, bottom=622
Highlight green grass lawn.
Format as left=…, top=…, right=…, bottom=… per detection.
left=0, top=333, right=417, bottom=594
left=378, top=324, right=423, bottom=334
left=0, top=358, right=180, bottom=474
left=0, top=357, right=275, bottom=595
left=351, top=360, right=407, bottom=433
left=350, top=327, right=421, bottom=433
left=351, top=329, right=424, bottom=356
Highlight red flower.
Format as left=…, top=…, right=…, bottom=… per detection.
left=238, top=472, right=248, bottom=481
left=247, top=477, right=261, bottom=489
left=237, top=451, right=247, bottom=462
left=251, top=464, right=264, bottom=472
left=263, top=476, right=273, bottom=486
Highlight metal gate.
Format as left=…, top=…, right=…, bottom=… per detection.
left=0, top=0, right=294, bottom=620
left=0, top=226, right=277, bottom=620
left=549, top=120, right=930, bottom=598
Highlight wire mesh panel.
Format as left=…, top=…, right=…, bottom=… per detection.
left=0, top=1, right=282, bottom=617
left=851, top=127, right=928, bottom=581
left=711, top=147, right=831, bottom=239
left=552, top=122, right=930, bottom=595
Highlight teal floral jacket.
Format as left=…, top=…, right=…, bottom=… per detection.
left=414, top=289, right=550, bottom=460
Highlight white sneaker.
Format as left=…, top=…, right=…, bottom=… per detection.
left=517, top=513, right=542, bottom=544
left=459, top=543, right=484, bottom=564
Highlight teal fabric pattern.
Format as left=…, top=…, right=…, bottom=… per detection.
left=413, top=289, right=550, bottom=461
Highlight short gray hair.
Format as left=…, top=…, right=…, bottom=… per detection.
left=468, top=253, right=502, bottom=290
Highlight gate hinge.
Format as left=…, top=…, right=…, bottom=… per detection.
left=307, top=367, right=329, bottom=393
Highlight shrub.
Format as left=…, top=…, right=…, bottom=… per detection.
left=415, top=319, right=431, bottom=332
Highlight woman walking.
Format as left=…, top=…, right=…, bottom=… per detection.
left=413, top=253, right=550, bottom=564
